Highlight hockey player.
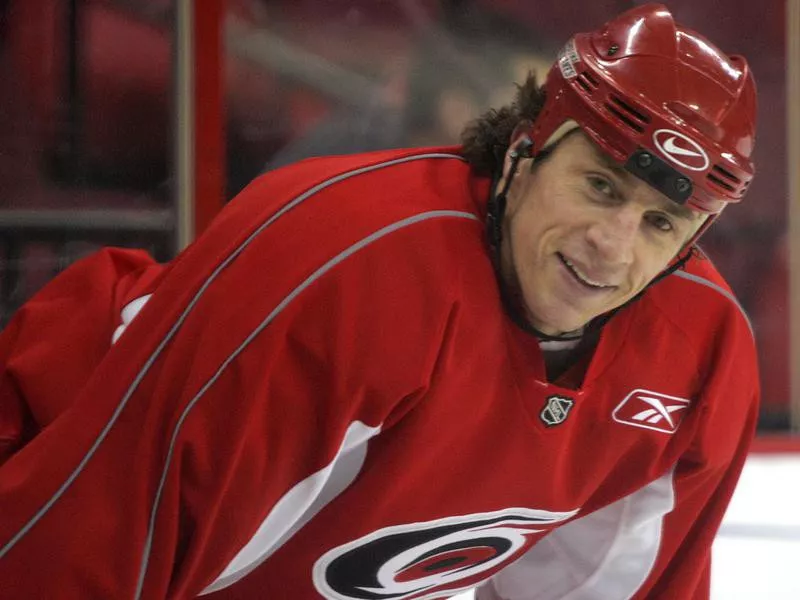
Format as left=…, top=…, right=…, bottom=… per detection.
left=0, top=4, right=758, bottom=599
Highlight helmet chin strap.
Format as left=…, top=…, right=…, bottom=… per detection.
left=486, top=137, right=533, bottom=249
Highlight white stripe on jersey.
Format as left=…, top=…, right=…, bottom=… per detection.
left=201, top=420, right=381, bottom=595
left=477, top=468, right=676, bottom=600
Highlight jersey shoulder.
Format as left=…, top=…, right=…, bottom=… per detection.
left=642, top=249, right=754, bottom=350
left=182, top=145, right=485, bottom=289
left=242, top=145, right=474, bottom=215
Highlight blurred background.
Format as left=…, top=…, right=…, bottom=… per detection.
left=0, top=0, right=794, bottom=432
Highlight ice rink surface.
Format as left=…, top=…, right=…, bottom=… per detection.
left=451, top=450, right=800, bottom=599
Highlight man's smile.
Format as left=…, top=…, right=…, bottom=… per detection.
left=556, top=253, right=617, bottom=290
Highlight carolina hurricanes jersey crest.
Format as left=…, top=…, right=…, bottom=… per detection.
left=312, top=508, right=579, bottom=600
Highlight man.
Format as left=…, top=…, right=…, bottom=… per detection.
left=0, top=4, right=758, bottom=599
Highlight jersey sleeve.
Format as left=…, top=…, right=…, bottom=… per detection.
left=477, top=300, right=760, bottom=600
left=0, top=247, right=159, bottom=465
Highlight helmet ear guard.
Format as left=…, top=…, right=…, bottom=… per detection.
left=527, top=2, right=756, bottom=226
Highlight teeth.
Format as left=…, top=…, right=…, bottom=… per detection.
left=561, top=256, right=610, bottom=288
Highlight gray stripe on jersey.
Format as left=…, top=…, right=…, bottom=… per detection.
left=135, top=209, right=479, bottom=598
left=671, top=270, right=754, bottom=337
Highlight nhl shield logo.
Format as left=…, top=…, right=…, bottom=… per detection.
left=540, top=395, right=574, bottom=427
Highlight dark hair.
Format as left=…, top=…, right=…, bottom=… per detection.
left=460, top=73, right=547, bottom=176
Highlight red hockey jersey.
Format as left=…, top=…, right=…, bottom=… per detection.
left=0, top=147, right=759, bottom=599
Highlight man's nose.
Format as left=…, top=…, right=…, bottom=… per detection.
left=586, top=209, right=638, bottom=265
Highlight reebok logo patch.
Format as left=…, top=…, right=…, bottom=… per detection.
left=612, top=389, right=691, bottom=434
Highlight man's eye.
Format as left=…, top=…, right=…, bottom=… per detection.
left=587, top=175, right=615, bottom=198
left=646, top=213, right=674, bottom=232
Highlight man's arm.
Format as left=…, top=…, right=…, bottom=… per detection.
left=0, top=247, right=159, bottom=465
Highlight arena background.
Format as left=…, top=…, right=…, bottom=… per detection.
left=0, top=1, right=797, bottom=596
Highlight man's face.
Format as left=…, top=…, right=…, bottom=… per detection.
left=498, top=131, right=705, bottom=336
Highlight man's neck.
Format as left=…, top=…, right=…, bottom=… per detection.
left=538, top=327, right=600, bottom=385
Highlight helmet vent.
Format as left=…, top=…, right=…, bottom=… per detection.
left=603, top=94, right=651, bottom=134
left=604, top=102, right=646, bottom=134
left=576, top=71, right=599, bottom=94
left=609, top=95, right=651, bottom=124
left=711, top=164, right=742, bottom=184
left=707, top=173, right=735, bottom=193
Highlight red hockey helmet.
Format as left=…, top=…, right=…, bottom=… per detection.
left=528, top=3, right=756, bottom=220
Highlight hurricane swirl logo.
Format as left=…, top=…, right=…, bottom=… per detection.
left=312, top=507, right=579, bottom=600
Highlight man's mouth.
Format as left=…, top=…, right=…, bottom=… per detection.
left=557, top=253, right=616, bottom=290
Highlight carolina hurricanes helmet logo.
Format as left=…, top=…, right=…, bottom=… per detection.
left=312, top=507, right=579, bottom=600
left=653, top=129, right=709, bottom=171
